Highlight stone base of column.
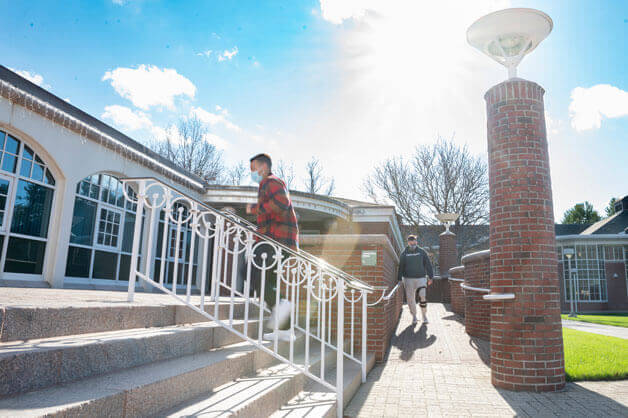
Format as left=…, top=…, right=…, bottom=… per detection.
left=485, top=78, right=565, bottom=392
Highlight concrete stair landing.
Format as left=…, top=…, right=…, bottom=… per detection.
left=0, top=289, right=375, bottom=417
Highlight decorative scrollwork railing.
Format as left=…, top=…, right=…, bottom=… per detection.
left=121, top=177, right=395, bottom=417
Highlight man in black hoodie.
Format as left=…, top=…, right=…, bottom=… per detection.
left=397, top=234, right=434, bottom=324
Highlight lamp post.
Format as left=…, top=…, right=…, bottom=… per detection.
left=467, top=8, right=565, bottom=391
left=564, top=248, right=576, bottom=317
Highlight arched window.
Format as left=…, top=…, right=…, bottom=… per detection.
left=65, top=174, right=142, bottom=281
left=0, top=129, right=56, bottom=276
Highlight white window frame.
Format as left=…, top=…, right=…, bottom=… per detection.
left=0, top=131, right=57, bottom=281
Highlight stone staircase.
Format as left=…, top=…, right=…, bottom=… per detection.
left=0, top=298, right=374, bottom=417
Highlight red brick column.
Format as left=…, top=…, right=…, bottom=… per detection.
left=485, top=79, right=565, bottom=391
left=461, top=250, right=491, bottom=340
left=438, top=230, right=457, bottom=303
left=448, top=265, right=465, bottom=317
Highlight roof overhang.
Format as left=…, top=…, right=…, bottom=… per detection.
left=556, top=234, right=628, bottom=245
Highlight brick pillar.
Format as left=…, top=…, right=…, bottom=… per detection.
left=485, top=79, right=565, bottom=391
left=448, top=265, right=465, bottom=317
left=461, top=250, right=491, bottom=340
left=438, top=230, right=456, bottom=303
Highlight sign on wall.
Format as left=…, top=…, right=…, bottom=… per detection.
left=361, top=250, right=377, bottom=266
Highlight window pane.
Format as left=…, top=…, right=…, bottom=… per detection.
left=92, top=250, right=118, bottom=280
left=11, top=180, right=54, bottom=238
left=44, top=169, right=55, bottom=186
left=32, top=164, right=45, bottom=182
left=0, top=131, right=5, bottom=149
left=5, top=135, right=19, bottom=154
left=70, top=197, right=97, bottom=245
left=65, top=246, right=91, bottom=278
left=122, top=213, right=135, bottom=253
left=4, top=237, right=46, bottom=274
left=22, top=145, right=34, bottom=161
left=20, top=160, right=32, bottom=178
left=0, top=179, right=8, bottom=196
left=118, top=254, right=138, bottom=281
left=2, top=154, right=17, bottom=173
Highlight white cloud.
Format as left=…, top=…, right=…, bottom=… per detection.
left=9, top=68, right=46, bottom=87
left=205, top=133, right=229, bottom=150
left=102, top=105, right=154, bottom=131
left=102, top=65, right=196, bottom=110
left=569, top=84, right=628, bottom=132
left=191, top=106, right=241, bottom=132
left=197, top=50, right=212, bottom=57
left=319, top=0, right=379, bottom=24
left=218, top=47, right=239, bottom=62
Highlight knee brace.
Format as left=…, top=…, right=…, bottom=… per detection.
left=418, top=286, right=427, bottom=307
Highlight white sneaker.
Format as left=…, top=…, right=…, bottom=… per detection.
left=411, top=316, right=418, bottom=325
left=268, top=299, right=292, bottom=329
left=422, top=317, right=429, bottom=324
left=263, top=330, right=296, bottom=342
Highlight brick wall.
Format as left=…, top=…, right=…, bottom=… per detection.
left=299, top=234, right=402, bottom=362
left=448, top=265, right=465, bottom=317
left=438, top=231, right=457, bottom=303
left=461, top=250, right=491, bottom=340
left=485, top=79, right=565, bottom=392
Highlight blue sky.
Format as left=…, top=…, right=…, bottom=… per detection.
left=1, top=0, right=627, bottom=221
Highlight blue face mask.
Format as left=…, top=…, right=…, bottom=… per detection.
left=251, top=170, right=262, bottom=184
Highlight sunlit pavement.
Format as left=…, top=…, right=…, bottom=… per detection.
left=345, top=303, right=628, bottom=417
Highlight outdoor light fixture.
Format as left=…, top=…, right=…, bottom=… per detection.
left=563, top=248, right=577, bottom=317
left=467, top=8, right=553, bottom=79
left=436, top=213, right=459, bottom=233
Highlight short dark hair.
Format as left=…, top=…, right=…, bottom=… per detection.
left=250, top=153, right=272, bottom=170
left=407, top=234, right=417, bottom=241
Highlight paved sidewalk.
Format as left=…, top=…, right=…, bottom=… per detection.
left=562, top=318, right=628, bottom=339
left=345, top=303, right=628, bottom=417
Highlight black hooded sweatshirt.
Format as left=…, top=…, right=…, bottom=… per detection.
left=397, top=246, right=434, bottom=281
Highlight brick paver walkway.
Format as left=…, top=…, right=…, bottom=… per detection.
left=345, top=303, right=628, bottom=417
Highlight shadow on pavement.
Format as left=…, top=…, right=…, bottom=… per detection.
left=391, top=323, right=437, bottom=361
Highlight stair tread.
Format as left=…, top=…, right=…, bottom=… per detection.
left=160, top=340, right=334, bottom=417
left=271, top=354, right=376, bottom=417
left=0, top=341, right=258, bottom=415
left=0, top=319, right=255, bottom=358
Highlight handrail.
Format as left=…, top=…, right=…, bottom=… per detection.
left=483, top=293, right=516, bottom=300
left=460, top=283, right=490, bottom=293
left=121, top=177, right=373, bottom=292
left=120, top=177, right=384, bottom=417
left=448, top=277, right=464, bottom=282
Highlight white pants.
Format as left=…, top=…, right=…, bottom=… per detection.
left=403, top=277, right=428, bottom=318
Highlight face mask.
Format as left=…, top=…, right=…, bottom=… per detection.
left=409, top=244, right=418, bottom=250
left=251, top=170, right=262, bottom=183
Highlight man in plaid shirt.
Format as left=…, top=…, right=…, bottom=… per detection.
left=246, top=153, right=299, bottom=341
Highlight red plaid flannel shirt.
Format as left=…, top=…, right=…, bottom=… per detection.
left=251, top=174, right=299, bottom=249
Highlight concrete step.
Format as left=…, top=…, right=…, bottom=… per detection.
left=0, top=299, right=258, bottom=342
left=271, top=353, right=376, bottom=417
left=0, top=340, right=283, bottom=417
left=0, top=319, right=260, bottom=398
left=158, top=339, right=337, bottom=417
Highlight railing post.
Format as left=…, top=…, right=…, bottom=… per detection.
left=336, top=279, right=344, bottom=418
left=361, top=289, right=367, bottom=383
left=127, top=181, right=146, bottom=302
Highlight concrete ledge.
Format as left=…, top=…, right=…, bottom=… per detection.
left=461, top=250, right=490, bottom=264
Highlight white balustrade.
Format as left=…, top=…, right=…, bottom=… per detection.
left=121, top=177, right=398, bottom=417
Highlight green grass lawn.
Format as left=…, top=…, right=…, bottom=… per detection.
left=561, top=313, right=628, bottom=328
left=563, top=328, right=628, bottom=381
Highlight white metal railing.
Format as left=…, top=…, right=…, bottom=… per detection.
left=459, top=282, right=515, bottom=301
left=460, top=283, right=490, bottom=293
left=121, top=177, right=396, bottom=417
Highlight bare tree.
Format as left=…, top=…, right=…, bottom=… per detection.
left=149, top=116, right=224, bottom=183
left=303, top=157, right=335, bottom=196
left=275, top=160, right=296, bottom=190
left=225, top=161, right=247, bottom=186
left=364, top=137, right=489, bottom=253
